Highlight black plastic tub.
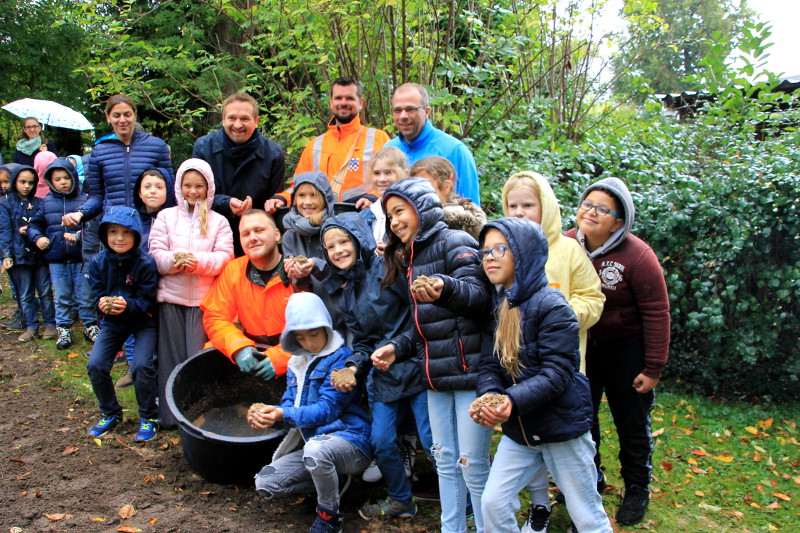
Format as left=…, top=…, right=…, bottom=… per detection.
left=166, top=347, right=286, bottom=485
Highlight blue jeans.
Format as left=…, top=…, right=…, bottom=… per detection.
left=372, top=390, right=432, bottom=503
left=86, top=320, right=158, bottom=419
left=10, top=264, right=55, bottom=330
left=428, top=389, right=492, bottom=533
left=482, top=433, right=613, bottom=533
left=50, top=262, right=95, bottom=326
left=255, top=434, right=370, bottom=510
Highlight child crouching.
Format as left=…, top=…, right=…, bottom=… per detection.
left=86, top=206, right=159, bottom=442
left=249, top=292, right=371, bottom=533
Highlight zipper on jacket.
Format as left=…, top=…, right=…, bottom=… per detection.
left=458, top=338, right=468, bottom=372
left=408, top=242, right=436, bottom=391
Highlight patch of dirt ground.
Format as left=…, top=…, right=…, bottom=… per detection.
left=0, top=325, right=440, bottom=532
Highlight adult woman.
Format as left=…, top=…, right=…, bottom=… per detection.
left=565, top=177, right=670, bottom=527
left=62, top=95, right=174, bottom=226
left=13, top=118, right=58, bottom=166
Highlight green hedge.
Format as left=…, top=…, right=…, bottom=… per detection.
left=475, top=119, right=800, bottom=401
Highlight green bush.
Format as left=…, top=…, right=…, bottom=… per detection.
left=473, top=117, right=800, bottom=401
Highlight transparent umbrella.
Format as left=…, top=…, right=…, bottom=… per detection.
left=2, top=98, right=93, bottom=131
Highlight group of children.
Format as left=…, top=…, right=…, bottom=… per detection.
left=1, top=141, right=669, bottom=533
left=243, top=145, right=669, bottom=533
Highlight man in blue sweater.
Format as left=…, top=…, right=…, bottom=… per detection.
left=385, top=83, right=480, bottom=206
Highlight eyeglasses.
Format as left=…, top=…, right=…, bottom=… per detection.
left=391, top=105, right=429, bottom=115
left=579, top=200, right=619, bottom=218
left=479, top=245, right=510, bottom=262
left=23, top=124, right=42, bottom=130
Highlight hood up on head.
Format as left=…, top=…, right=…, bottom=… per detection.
left=381, top=176, right=446, bottom=245
left=321, top=212, right=377, bottom=273
left=98, top=205, right=143, bottom=252
left=291, top=171, right=336, bottom=219
left=43, top=158, right=80, bottom=196
left=174, top=158, right=216, bottom=211
left=576, top=177, right=635, bottom=258
left=133, top=167, right=177, bottom=213
left=280, top=292, right=339, bottom=355
left=503, top=171, right=563, bottom=247
left=9, top=164, right=38, bottom=196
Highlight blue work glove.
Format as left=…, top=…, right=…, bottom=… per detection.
left=253, top=356, right=276, bottom=381
left=234, top=347, right=260, bottom=373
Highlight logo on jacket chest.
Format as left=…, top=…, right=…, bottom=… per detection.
left=598, top=260, right=624, bottom=290
left=347, top=158, right=360, bottom=172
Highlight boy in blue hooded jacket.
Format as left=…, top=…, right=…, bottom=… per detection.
left=27, top=158, right=99, bottom=349
left=249, top=292, right=371, bottom=533
left=85, top=206, right=159, bottom=442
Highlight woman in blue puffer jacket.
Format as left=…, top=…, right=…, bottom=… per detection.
left=62, top=95, right=173, bottom=226
left=371, top=177, right=492, bottom=533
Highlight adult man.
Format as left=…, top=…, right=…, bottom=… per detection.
left=201, top=209, right=296, bottom=380
left=264, top=77, right=389, bottom=211
left=385, top=83, right=481, bottom=206
left=193, top=93, right=286, bottom=255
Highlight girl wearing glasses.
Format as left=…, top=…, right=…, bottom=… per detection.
left=472, top=217, right=612, bottom=533
left=565, top=177, right=670, bottom=526
left=371, top=177, right=492, bottom=533
left=14, top=118, right=58, bottom=167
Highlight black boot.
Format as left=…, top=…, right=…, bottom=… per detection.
left=309, top=505, right=343, bottom=533
left=616, top=484, right=650, bottom=525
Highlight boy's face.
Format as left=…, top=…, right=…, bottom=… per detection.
left=323, top=230, right=356, bottom=271
left=505, top=186, right=542, bottom=225
left=50, top=169, right=73, bottom=193
left=139, top=174, right=168, bottom=213
left=293, top=327, right=328, bottom=354
left=106, top=223, right=136, bottom=254
left=370, top=159, right=402, bottom=196
left=0, top=171, right=10, bottom=192
left=15, top=171, right=36, bottom=198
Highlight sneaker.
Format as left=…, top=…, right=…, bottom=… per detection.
left=56, top=326, right=72, bottom=349
left=18, top=328, right=37, bottom=342
left=399, top=434, right=417, bottom=479
left=113, top=350, right=127, bottom=365
left=41, top=325, right=57, bottom=339
left=1, top=317, right=25, bottom=330
left=135, top=418, right=159, bottom=442
left=84, top=324, right=100, bottom=343
left=310, top=505, right=343, bottom=533
left=361, top=460, right=383, bottom=482
left=87, top=414, right=121, bottom=437
left=358, top=497, right=417, bottom=520
left=521, top=505, right=551, bottom=533
left=615, top=484, right=650, bottom=525
left=115, top=368, right=133, bottom=389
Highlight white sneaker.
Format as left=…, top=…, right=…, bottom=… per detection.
left=362, top=460, right=383, bottom=482
left=399, top=434, right=417, bottom=479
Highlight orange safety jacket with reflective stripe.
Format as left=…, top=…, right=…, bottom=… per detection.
left=280, top=115, right=390, bottom=203
left=200, top=255, right=297, bottom=377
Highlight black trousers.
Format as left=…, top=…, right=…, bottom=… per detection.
left=586, top=337, right=654, bottom=489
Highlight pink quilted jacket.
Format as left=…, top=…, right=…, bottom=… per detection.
left=148, top=159, right=234, bottom=306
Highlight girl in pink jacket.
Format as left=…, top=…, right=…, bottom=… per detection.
left=149, top=158, right=234, bottom=426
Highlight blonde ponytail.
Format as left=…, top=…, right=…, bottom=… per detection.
left=494, top=298, right=523, bottom=377
left=197, top=199, right=209, bottom=237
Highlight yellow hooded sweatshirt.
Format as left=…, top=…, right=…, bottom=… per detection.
left=504, top=172, right=605, bottom=372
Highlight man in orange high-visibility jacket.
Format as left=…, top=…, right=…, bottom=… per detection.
left=201, top=210, right=297, bottom=379
left=264, top=77, right=390, bottom=212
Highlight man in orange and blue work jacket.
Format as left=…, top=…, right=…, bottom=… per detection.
left=264, top=77, right=390, bottom=212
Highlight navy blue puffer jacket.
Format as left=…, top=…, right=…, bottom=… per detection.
left=80, top=131, right=173, bottom=220
left=384, top=178, right=491, bottom=392
left=476, top=217, right=593, bottom=446
left=27, top=158, right=87, bottom=263
left=321, top=212, right=423, bottom=402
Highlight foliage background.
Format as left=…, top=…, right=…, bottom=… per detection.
left=0, top=0, right=797, bottom=400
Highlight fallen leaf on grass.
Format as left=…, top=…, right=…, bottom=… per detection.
left=652, top=427, right=665, bottom=437
left=765, top=501, right=780, bottom=509
left=149, top=518, right=158, bottom=524
left=698, top=502, right=721, bottom=512
left=56, top=427, right=70, bottom=433
left=44, top=513, right=73, bottom=521
left=692, top=449, right=709, bottom=456
left=768, top=524, right=779, bottom=531
left=688, top=457, right=698, bottom=466
left=169, top=438, right=180, bottom=445
left=67, top=352, right=79, bottom=359
left=745, top=426, right=759, bottom=435
left=62, top=446, right=79, bottom=456
left=118, top=504, right=137, bottom=519
left=691, top=466, right=708, bottom=475
left=117, top=527, right=142, bottom=533
left=660, top=461, right=673, bottom=471
left=93, top=438, right=102, bottom=446
left=290, top=496, right=306, bottom=505
left=15, top=471, right=31, bottom=480
left=773, top=492, right=791, bottom=501
left=759, top=417, right=774, bottom=429
left=750, top=502, right=761, bottom=508
left=714, top=455, right=734, bottom=463
left=695, top=491, right=705, bottom=497
left=92, top=517, right=106, bottom=522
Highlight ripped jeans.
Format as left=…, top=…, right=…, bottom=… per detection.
left=428, top=389, right=492, bottom=533
left=254, top=434, right=370, bottom=510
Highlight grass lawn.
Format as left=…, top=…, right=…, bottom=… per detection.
left=2, top=286, right=798, bottom=532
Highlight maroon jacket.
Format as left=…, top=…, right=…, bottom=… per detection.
left=565, top=228, right=670, bottom=379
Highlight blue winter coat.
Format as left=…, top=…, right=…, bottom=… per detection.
left=0, top=165, right=46, bottom=265
left=321, top=213, right=423, bottom=402
left=132, top=168, right=177, bottom=250
left=80, top=131, right=173, bottom=220
left=476, top=217, right=593, bottom=446
left=26, top=158, right=87, bottom=263
left=87, top=206, right=158, bottom=328
left=385, top=177, right=491, bottom=391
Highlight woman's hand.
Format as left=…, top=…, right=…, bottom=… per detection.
left=470, top=397, right=512, bottom=427
left=62, top=212, right=83, bottom=227
left=36, top=237, right=50, bottom=250
left=633, top=373, right=659, bottom=394
left=371, top=344, right=396, bottom=371
left=63, top=232, right=78, bottom=244
left=412, top=277, right=444, bottom=303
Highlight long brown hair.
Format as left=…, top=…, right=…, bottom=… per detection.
left=18, top=117, right=47, bottom=143
left=381, top=194, right=414, bottom=288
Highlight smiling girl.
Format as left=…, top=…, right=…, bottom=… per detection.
left=148, top=158, right=233, bottom=426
